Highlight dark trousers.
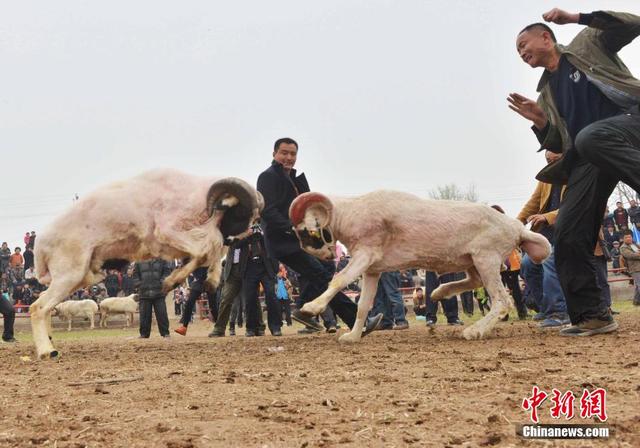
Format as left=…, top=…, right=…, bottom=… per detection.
left=139, top=296, right=170, bottom=337
left=460, top=291, right=474, bottom=315
left=180, top=287, right=203, bottom=327
left=595, top=256, right=612, bottom=309
left=213, top=264, right=243, bottom=334
left=106, top=287, right=118, bottom=298
left=208, top=291, right=218, bottom=323
left=424, top=272, right=460, bottom=323
left=555, top=113, right=640, bottom=323
left=500, top=270, right=527, bottom=317
left=280, top=299, right=292, bottom=325
left=0, top=295, right=15, bottom=341
left=244, top=258, right=281, bottom=333
left=279, top=250, right=356, bottom=328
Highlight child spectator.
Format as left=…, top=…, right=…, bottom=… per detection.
left=412, top=287, right=426, bottom=316
left=276, top=266, right=293, bottom=326
left=611, top=241, right=621, bottom=273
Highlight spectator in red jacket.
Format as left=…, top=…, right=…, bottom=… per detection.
left=613, top=201, right=629, bottom=231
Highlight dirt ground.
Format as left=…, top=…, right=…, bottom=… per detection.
left=1, top=310, right=639, bottom=448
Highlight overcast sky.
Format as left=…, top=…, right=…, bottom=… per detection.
left=1, top=1, right=639, bottom=249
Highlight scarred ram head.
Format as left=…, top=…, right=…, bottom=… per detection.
left=207, top=178, right=261, bottom=238
left=289, top=192, right=336, bottom=261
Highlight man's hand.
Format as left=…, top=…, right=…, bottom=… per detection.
left=542, top=8, right=579, bottom=25
left=527, top=214, right=548, bottom=227
left=507, top=93, right=548, bottom=130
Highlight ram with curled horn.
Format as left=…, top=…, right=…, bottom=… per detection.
left=30, top=168, right=258, bottom=359
left=289, top=190, right=551, bottom=343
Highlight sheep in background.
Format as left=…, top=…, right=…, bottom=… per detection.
left=99, top=294, right=139, bottom=328
left=52, top=299, right=99, bottom=331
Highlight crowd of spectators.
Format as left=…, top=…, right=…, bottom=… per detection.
left=0, top=232, right=44, bottom=314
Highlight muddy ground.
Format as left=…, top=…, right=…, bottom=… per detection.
left=1, top=311, right=639, bottom=448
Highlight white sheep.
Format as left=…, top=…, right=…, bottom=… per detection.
left=289, top=191, right=551, bottom=343
left=99, top=294, right=139, bottom=328
left=52, top=299, right=99, bottom=331
left=31, top=168, right=259, bottom=359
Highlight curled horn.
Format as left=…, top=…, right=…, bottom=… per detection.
left=289, top=192, right=333, bottom=227
left=207, top=177, right=258, bottom=237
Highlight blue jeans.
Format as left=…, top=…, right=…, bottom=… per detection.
left=369, top=272, right=408, bottom=327
left=424, top=271, right=460, bottom=323
left=521, top=250, right=567, bottom=318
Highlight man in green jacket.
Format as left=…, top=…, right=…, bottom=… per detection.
left=508, top=8, right=640, bottom=336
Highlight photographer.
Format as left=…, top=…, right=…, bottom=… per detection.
left=242, top=220, right=282, bottom=336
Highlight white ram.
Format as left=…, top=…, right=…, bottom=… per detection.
left=289, top=191, right=550, bottom=343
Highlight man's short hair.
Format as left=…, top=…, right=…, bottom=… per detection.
left=617, top=201, right=622, bottom=205
left=623, top=229, right=633, bottom=236
left=519, top=23, right=557, bottom=43
left=274, top=137, right=298, bottom=152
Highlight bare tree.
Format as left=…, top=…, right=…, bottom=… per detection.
left=609, top=182, right=639, bottom=208
left=429, top=183, right=478, bottom=202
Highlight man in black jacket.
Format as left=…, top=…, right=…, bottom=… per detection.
left=133, top=258, right=172, bottom=338
left=257, top=137, right=382, bottom=334
left=104, top=270, right=120, bottom=298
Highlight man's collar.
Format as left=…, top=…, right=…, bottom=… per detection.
left=536, top=45, right=567, bottom=92
left=271, top=160, right=297, bottom=178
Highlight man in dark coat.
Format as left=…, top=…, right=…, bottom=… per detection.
left=22, top=247, right=34, bottom=271
left=104, top=270, right=120, bottom=297
left=257, top=137, right=382, bottom=334
left=133, top=258, right=172, bottom=338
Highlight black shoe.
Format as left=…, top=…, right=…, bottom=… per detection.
left=138, top=335, right=149, bottom=339
left=362, top=313, right=384, bottom=338
left=271, top=329, right=282, bottom=336
left=426, top=319, right=436, bottom=327
left=208, top=330, right=224, bottom=338
left=292, top=309, right=324, bottom=331
left=2, top=337, right=16, bottom=343
left=245, top=329, right=257, bottom=337
left=257, top=326, right=266, bottom=336
left=326, top=326, right=337, bottom=334
left=448, top=318, right=464, bottom=326
left=229, top=328, right=236, bottom=336
left=559, top=317, right=618, bottom=337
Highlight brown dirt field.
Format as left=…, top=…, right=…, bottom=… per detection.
left=1, top=313, right=639, bottom=448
